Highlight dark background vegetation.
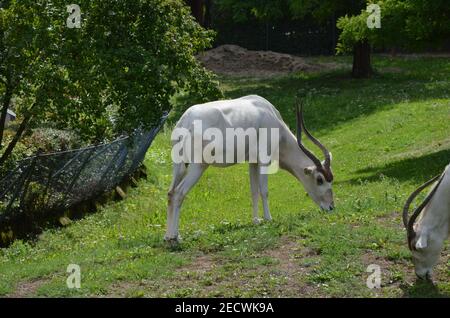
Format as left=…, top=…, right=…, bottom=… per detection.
left=187, top=0, right=450, bottom=76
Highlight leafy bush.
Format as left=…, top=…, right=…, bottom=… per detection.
left=0, top=139, right=33, bottom=177
left=0, top=127, right=83, bottom=177
left=22, top=181, right=64, bottom=217
left=170, top=67, right=223, bottom=122
left=0, top=0, right=223, bottom=166
left=44, top=0, right=224, bottom=136
left=27, top=128, right=83, bottom=153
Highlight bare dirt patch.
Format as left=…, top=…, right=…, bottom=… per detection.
left=258, top=237, right=319, bottom=296
left=177, top=253, right=218, bottom=275
left=167, top=237, right=320, bottom=297
left=107, top=252, right=220, bottom=297
left=108, top=237, right=321, bottom=297
left=361, top=249, right=449, bottom=298
left=197, top=45, right=338, bottom=77
left=7, top=278, right=48, bottom=298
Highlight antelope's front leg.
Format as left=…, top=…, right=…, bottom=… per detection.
left=249, top=163, right=262, bottom=224
left=258, top=169, right=272, bottom=221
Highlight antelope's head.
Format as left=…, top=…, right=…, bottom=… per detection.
left=402, top=174, right=444, bottom=280
left=295, top=102, right=334, bottom=212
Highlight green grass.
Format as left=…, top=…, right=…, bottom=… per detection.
left=1, top=55, right=449, bottom=298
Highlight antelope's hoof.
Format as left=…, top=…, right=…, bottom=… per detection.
left=253, top=217, right=264, bottom=225
left=264, top=216, right=273, bottom=222
left=164, top=235, right=181, bottom=247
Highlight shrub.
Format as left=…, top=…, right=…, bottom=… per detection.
left=0, top=0, right=223, bottom=167
left=27, top=128, right=83, bottom=153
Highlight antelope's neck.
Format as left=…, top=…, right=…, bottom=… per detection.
left=418, top=173, right=450, bottom=233
left=279, top=130, right=314, bottom=181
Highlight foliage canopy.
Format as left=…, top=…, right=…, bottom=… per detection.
left=0, top=0, right=222, bottom=164
left=337, top=0, right=450, bottom=54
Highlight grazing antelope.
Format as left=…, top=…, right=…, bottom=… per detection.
left=403, top=163, right=450, bottom=280
left=165, top=95, right=334, bottom=242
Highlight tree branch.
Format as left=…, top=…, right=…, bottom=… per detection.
left=0, top=112, right=32, bottom=167
left=0, top=82, right=13, bottom=149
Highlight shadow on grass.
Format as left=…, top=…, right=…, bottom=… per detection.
left=117, top=222, right=270, bottom=253
left=346, top=148, right=450, bottom=184
left=401, top=279, right=449, bottom=298
left=169, top=56, right=450, bottom=134
left=216, top=61, right=450, bottom=133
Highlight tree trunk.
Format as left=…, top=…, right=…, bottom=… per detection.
left=0, top=86, right=13, bottom=149
left=331, top=14, right=336, bottom=54
left=0, top=113, right=32, bottom=166
left=204, top=0, right=212, bottom=28
left=352, top=40, right=373, bottom=78
left=186, top=0, right=204, bottom=26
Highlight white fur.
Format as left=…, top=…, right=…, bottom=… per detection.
left=165, top=95, right=333, bottom=241
left=412, top=163, right=450, bottom=279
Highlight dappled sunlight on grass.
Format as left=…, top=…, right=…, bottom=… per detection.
left=0, top=55, right=449, bottom=297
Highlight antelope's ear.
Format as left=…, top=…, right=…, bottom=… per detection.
left=304, top=167, right=314, bottom=176
left=415, top=233, right=428, bottom=250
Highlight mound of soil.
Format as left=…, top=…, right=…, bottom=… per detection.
left=197, top=44, right=328, bottom=77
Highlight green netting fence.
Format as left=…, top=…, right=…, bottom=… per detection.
left=0, top=114, right=167, bottom=231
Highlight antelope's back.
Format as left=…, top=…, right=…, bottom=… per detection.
left=172, top=95, right=286, bottom=165
left=175, top=95, right=285, bottom=133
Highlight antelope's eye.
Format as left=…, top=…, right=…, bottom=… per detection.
left=317, top=177, right=324, bottom=185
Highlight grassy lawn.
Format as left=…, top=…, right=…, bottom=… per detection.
left=0, top=55, right=449, bottom=298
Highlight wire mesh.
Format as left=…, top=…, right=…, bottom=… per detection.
left=0, top=114, right=167, bottom=223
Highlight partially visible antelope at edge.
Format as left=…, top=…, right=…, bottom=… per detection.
left=165, top=95, right=334, bottom=242
left=403, top=163, right=450, bottom=280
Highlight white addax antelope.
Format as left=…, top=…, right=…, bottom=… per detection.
left=403, top=163, right=450, bottom=280
left=165, top=95, right=334, bottom=242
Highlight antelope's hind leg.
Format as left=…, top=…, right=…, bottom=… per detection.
left=165, top=163, right=207, bottom=242
left=166, top=163, right=187, bottom=243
